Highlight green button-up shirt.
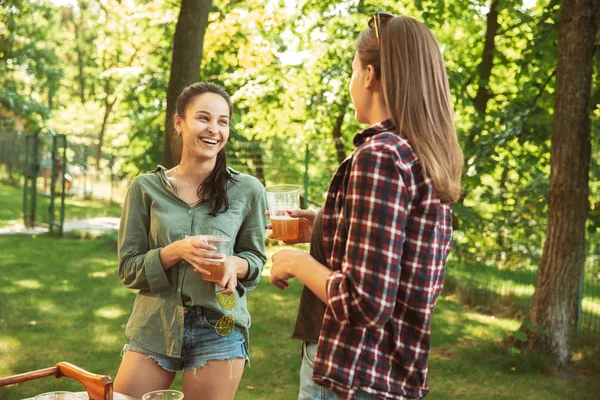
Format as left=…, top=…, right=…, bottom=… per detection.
left=118, top=166, right=267, bottom=357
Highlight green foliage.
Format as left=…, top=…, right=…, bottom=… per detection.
left=435, top=0, right=565, bottom=270
left=0, top=0, right=58, bottom=130
left=2, top=3, right=600, bottom=397
left=2, top=0, right=599, bottom=276
left=0, top=89, right=49, bottom=130
left=512, top=319, right=547, bottom=343
left=120, top=67, right=171, bottom=177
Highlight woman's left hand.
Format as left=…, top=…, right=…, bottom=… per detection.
left=192, top=256, right=238, bottom=295
left=217, top=257, right=238, bottom=295
left=270, top=249, right=310, bottom=290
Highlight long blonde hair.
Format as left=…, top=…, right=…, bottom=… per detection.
left=356, top=16, right=463, bottom=203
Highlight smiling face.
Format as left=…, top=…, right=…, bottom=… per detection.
left=175, top=92, right=230, bottom=162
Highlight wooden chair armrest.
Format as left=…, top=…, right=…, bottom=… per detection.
left=0, top=367, right=59, bottom=387
left=56, top=362, right=113, bottom=400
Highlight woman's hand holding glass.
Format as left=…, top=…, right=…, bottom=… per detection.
left=178, top=236, right=223, bottom=275
left=213, top=257, right=239, bottom=295
left=266, top=209, right=317, bottom=244
left=270, top=249, right=313, bottom=290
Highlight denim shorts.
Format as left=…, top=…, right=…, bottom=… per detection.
left=123, top=306, right=248, bottom=372
left=299, top=342, right=380, bottom=400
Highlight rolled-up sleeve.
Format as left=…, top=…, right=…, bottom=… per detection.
left=326, top=144, right=408, bottom=327
left=234, top=188, right=268, bottom=295
left=118, top=177, right=170, bottom=293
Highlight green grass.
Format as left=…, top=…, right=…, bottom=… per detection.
left=0, top=182, right=122, bottom=228
left=443, top=262, right=600, bottom=335
left=428, top=299, right=600, bottom=399
left=0, top=234, right=599, bottom=399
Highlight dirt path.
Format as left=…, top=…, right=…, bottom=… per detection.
left=0, top=217, right=120, bottom=235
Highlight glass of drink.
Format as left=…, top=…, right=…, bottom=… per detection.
left=264, top=185, right=302, bottom=241
left=196, top=234, right=231, bottom=283
left=34, top=392, right=79, bottom=400
left=142, top=390, right=184, bottom=400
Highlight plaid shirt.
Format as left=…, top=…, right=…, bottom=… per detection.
left=313, top=120, right=453, bottom=399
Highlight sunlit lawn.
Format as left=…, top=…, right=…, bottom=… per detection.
left=444, top=262, right=600, bottom=336
left=0, top=183, right=122, bottom=228
left=0, top=233, right=599, bottom=399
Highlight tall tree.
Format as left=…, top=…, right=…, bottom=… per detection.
left=526, top=0, right=599, bottom=366
left=163, top=0, right=212, bottom=168
left=472, top=0, right=501, bottom=119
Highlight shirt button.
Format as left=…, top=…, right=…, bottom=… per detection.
left=188, top=210, right=192, bottom=214
left=184, top=235, right=189, bottom=238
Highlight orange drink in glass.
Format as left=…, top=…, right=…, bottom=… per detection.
left=196, top=235, right=230, bottom=283
left=265, top=185, right=302, bottom=241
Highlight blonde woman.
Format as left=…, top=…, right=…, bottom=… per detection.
left=270, top=14, right=463, bottom=400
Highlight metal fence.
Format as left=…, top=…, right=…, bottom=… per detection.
left=0, top=131, right=24, bottom=179
left=442, top=261, right=600, bottom=338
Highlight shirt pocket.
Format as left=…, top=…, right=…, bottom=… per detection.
left=201, top=199, right=249, bottom=242
left=150, top=203, right=186, bottom=246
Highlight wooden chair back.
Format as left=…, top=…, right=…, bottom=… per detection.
left=0, top=361, right=113, bottom=400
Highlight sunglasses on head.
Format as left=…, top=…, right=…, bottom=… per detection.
left=368, top=12, right=394, bottom=45
left=214, top=291, right=236, bottom=336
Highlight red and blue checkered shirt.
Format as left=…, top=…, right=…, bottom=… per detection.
left=313, top=120, right=453, bottom=399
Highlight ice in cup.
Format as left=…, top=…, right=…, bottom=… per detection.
left=197, top=235, right=231, bottom=283
left=265, top=185, right=302, bottom=241
left=142, top=390, right=184, bottom=400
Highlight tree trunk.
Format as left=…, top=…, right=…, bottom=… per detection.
left=472, top=0, right=500, bottom=117
left=456, top=0, right=501, bottom=228
left=163, top=0, right=213, bottom=168
left=96, top=39, right=140, bottom=172
left=332, top=95, right=349, bottom=164
left=96, top=75, right=115, bottom=171
left=73, top=23, right=86, bottom=104
left=526, top=0, right=598, bottom=367
left=253, top=151, right=265, bottom=185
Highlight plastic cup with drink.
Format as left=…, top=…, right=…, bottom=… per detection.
left=195, top=234, right=231, bottom=283
left=265, top=185, right=302, bottom=241
left=33, top=392, right=79, bottom=400
left=142, top=390, right=184, bottom=400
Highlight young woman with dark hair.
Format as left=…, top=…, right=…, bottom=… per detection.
left=114, top=82, right=267, bottom=400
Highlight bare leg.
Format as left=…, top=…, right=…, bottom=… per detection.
left=114, top=350, right=176, bottom=399
left=182, top=358, right=245, bottom=400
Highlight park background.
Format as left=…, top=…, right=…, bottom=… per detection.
left=1, top=0, right=599, bottom=399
